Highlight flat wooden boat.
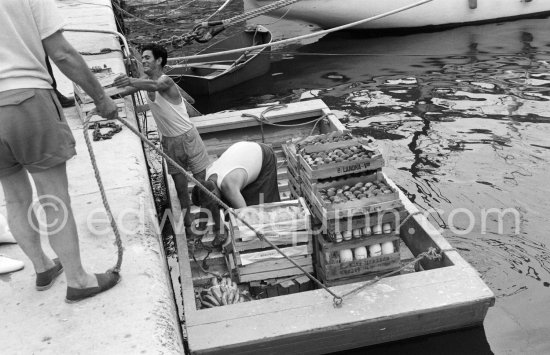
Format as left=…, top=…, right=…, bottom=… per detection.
left=165, top=25, right=272, bottom=96
left=167, top=99, right=495, bottom=354
left=248, top=0, right=550, bottom=31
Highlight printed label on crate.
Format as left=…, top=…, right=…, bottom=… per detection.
left=240, top=245, right=309, bottom=266
left=336, top=161, right=380, bottom=175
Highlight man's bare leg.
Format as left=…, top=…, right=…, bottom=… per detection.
left=30, top=163, right=98, bottom=289
left=172, top=170, right=205, bottom=236
left=0, top=169, right=55, bottom=273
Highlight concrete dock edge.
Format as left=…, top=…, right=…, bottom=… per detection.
left=0, top=1, right=185, bottom=354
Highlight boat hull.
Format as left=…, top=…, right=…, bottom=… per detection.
left=166, top=26, right=272, bottom=96
left=249, top=0, right=550, bottom=30
left=168, top=100, right=494, bottom=354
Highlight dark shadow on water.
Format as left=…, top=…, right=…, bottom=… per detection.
left=331, top=326, right=493, bottom=355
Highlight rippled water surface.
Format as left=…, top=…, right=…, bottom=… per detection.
left=124, top=2, right=550, bottom=353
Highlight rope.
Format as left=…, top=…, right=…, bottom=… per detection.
left=219, top=0, right=300, bottom=27
left=112, top=114, right=343, bottom=301
left=83, top=114, right=124, bottom=273
left=169, top=0, right=433, bottom=62
left=202, top=0, right=235, bottom=22
left=335, top=246, right=442, bottom=305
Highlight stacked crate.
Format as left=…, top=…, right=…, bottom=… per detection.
left=281, top=142, right=302, bottom=198
left=224, top=198, right=314, bottom=283
left=284, top=132, right=406, bottom=285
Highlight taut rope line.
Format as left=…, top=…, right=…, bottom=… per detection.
left=168, top=0, right=433, bottom=62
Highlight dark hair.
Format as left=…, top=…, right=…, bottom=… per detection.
left=141, top=43, right=167, bottom=67
left=191, top=180, right=221, bottom=207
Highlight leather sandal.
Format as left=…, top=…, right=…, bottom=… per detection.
left=36, top=258, right=64, bottom=291
left=65, top=271, right=121, bottom=303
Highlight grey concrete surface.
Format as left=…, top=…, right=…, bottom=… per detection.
left=0, top=1, right=184, bottom=354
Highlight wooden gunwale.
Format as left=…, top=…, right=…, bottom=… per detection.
left=168, top=100, right=494, bottom=354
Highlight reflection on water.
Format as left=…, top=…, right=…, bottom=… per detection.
left=225, top=16, right=550, bottom=354
left=123, top=2, right=550, bottom=353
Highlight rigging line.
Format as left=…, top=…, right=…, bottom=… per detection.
left=202, top=0, right=234, bottom=22
left=112, top=2, right=166, bottom=28
left=258, top=7, right=292, bottom=26
left=269, top=51, right=550, bottom=58
left=169, top=0, right=434, bottom=62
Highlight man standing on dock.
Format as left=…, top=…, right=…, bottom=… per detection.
left=114, top=43, right=210, bottom=237
left=191, top=141, right=281, bottom=246
left=0, top=0, right=120, bottom=302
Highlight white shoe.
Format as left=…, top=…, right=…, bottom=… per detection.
left=0, top=255, right=24, bottom=274
left=0, top=230, right=16, bottom=244
left=0, top=217, right=16, bottom=244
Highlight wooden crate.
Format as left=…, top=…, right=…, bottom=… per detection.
left=227, top=198, right=311, bottom=246
left=315, top=265, right=380, bottom=287
left=302, top=171, right=403, bottom=221
left=249, top=275, right=313, bottom=299
left=316, top=232, right=401, bottom=282
left=297, top=137, right=384, bottom=180
left=286, top=163, right=302, bottom=196
left=281, top=142, right=299, bottom=172
left=323, top=207, right=408, bottom=235
left=225, top=230, right=312, bottom=253
left=226, top=243, right=314, bottom=283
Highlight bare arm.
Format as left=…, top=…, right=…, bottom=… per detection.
left=42, top=30, right=117, bottom=119
left=114, top=74, right=183, bottom=102
left=220, top=173, right=248, bottom=208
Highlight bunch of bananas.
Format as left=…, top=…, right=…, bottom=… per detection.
left=200, top=277, right=249, bottom=308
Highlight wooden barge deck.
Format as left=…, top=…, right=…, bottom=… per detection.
left=167, top=99, right=495, bottom=354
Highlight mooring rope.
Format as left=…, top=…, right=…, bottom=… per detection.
left=83, top=114, right=124, bottom=273
left=168, top=0, right=433, bottom=62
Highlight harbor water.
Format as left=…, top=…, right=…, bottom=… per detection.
left=123, top=1, right=550, bottom=354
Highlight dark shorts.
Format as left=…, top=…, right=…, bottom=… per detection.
left=161, top=127, right=210, bottom=175
left=0, top=88, right=76, bottom=178
left=241, top=143, right=281, bottom=206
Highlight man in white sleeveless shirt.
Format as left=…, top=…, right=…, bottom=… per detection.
left=191, top=141, right=281, bottom=246
left=114, top=44, right=210, bottom=235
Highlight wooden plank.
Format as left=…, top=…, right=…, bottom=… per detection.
left=226, top=231, right=312, bottom=253
left=186, top=265, right=494, bottom=353
left=189, top=301, right=492, bottom=355
left=167, top=163, right=203, bottom=318
left=237, top=255, right=312, bottom=275
left=237, top=264, right=314, bottom=283
left=192, top=100, right=329, bottom=134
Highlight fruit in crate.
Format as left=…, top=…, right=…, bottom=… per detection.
left=199, top=277, right=251, bottom=308
left=302, top=144, right=377, bottom=167
left=318, top=180, right=394, bottom=204
left=295, top=132, right=364, bottom=151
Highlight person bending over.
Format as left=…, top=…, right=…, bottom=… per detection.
left=114, top=43, right=209, bottom=236
left=191, top=141, right=281, bottom=246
